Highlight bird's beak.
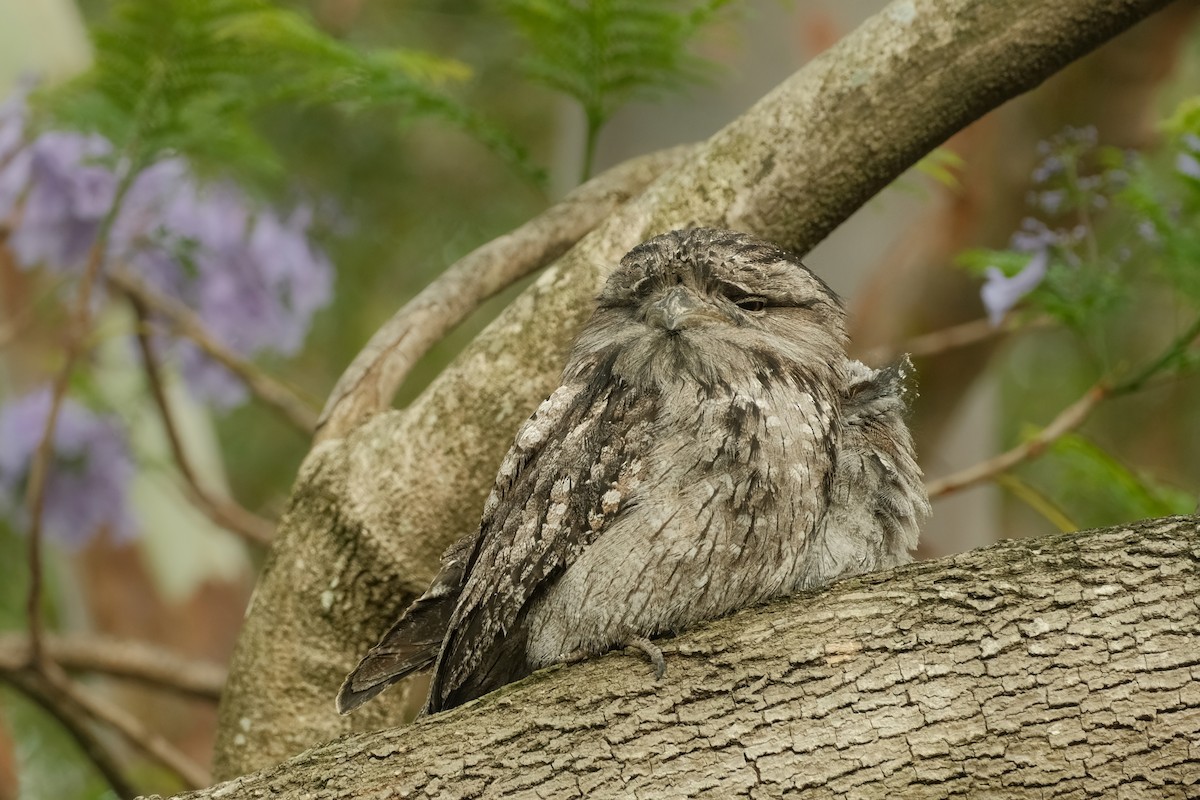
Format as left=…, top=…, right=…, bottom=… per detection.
left=646, top=286, right=720, bottom=331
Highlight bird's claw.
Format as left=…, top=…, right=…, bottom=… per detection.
left=624, top=637, right=666, bottom=680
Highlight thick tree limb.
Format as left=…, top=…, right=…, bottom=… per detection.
left=177, top=515, right=1200, bottom=799
left=213, top=0, right=1176, bottom=779
left=316, top=145, right=694, bottom=443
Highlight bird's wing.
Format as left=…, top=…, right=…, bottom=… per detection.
left=427, top=366, right=656, bottom=712
left=834, top=357, right=929, bottom=565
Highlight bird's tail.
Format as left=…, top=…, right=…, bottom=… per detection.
left=335, top=592, right=455, bottom=714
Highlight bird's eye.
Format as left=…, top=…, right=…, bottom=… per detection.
left=734, top=296, right=768, bottom=313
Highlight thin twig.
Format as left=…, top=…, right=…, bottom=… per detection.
left=860, top=314, right=1052, bottom=365
left=926, top=382, right=1110, bottom=499
left=925, top=312, right=1200, bottom=499
left=1111, top=314, right=1200, bottom=396
left=0, top=633, right=225, bottom=701
left=38, top=659, right=210, bottom=789
left=1, top=667, right=139, bottom=799
left=108, top=270, right=319, bottom=435
left=23, top=210, right=123, bottom=667
left=128, top=294, right=276, bottom=547
left=317, top=144, right=695, bottom=442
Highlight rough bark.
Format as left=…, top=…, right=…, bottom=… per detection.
left=212, top=0, right=1177, bottom=780
left=169, top=515, right=1200, bottom=799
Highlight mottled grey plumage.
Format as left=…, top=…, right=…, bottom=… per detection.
left=337, top=228, right=929, bottom=715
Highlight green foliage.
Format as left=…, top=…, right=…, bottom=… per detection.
left=1036, top=433, right=1195, bottom=527
left=914, top=147, right=965, bottom=189
left=502, top=0, right=735, bottom=180
left=956, top=104, right=1200, bottom=535
left=39, top=0, right=535, bottom=184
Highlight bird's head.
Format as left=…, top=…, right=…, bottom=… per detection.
left=566, top=228, right=847, bottom=394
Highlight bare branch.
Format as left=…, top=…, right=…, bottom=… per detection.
left=926, top=382, right=1108, bottom=498
left=0, top=633, right=225, bottom=701
left=925, top=312, right=1200, bottom=499
left=108, top=270, right=319, bottom=435
left=2, top=651, right=211, bottom=791
left=23, top=217, right=114, bottom=667
left=1, top=667, right=139, bottom=800
left=316, top=145, right=694, bottom=442
left=858, top=314, right=1051, bottom=365
left=36, top=659, right=209, bottom=789
left=126, top=295, right=275, bottom=546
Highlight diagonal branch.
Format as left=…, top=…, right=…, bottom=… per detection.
left=35, top=659, right=210, bottom=789
left=108, top=270, right=319, bottom=436
left=2, top=667, right=139, bottom=799
left=316, top=145, right=694, bottom=442
left=127, top=294, right=276, bottom=546
left=925, top=312, right=1200, bottom=499
left=926, top=381, right=1109, bottom=498
left=1, top=657, right=211, bottom=793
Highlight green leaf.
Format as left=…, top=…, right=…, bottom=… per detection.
left=503, top=0, right=736, bottom=179
left=955, top=247, right=1028, bottom=278
left=1038, top=433, right=1195, bottom=524
left=35, top=0, right=534, bottom=183
left=915, top=147, right=965, bottom=190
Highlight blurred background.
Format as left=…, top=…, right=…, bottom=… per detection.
left=1, top=0, right=1199, bottom=797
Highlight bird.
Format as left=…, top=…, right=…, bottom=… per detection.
left=336, top=227, right=929, bottom=715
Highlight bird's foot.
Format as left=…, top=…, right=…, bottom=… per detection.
left=558, top=638, right=666, bottom=680
left=623, top=636, right=666, bottom=680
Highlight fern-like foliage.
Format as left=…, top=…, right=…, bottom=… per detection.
left=41, top=0, right=535, bottom=185
left=503, top=0, right=735, bottom=181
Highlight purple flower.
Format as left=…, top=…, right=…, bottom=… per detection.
left=107, top=163, right=334, bottom=408
left=0, top=80, right=35, bottom=219
left=1031, top=155, right=1063, bottom=185
left=0, top=82, right=335, bottom=411
left=1031, top=189, right=1066, bottom=215
left=1010, top=217, right=1058, bottom=253
left=5, top=131, right=117, bottom=271
left=1176, top=151, right=1200, bottom=181
left=0, top=389, right=136, bottom=548
left=981, top=248, right=1049, bottom=327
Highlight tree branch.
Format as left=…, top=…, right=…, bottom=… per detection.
left=2, top=667, right=139, bottom=800
left=127, top=294, right=276, bottom=546
left=171, top=515, right=1200, bottom=799
left=858, top=314, right=1051, bottom=365
left=34, top=660, right=210, bottom=790
left=1, top=657, right=210, bottom=793
left=316, top=144, right=694, bottom=442
left=0, top=633, right=225, bottom=701
left=108, top=270, right=319, bottom=436
left=926, top=381, right=1109, bottom=498
left=213, top=0, right=1178, bottom=780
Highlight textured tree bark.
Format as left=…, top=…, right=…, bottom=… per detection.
left=211, top=0, right=1178, bottom=780
left=166, top=515, right=1199, bottom=799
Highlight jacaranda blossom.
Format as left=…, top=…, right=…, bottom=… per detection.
left=0, top=389, right=136, bottom=548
